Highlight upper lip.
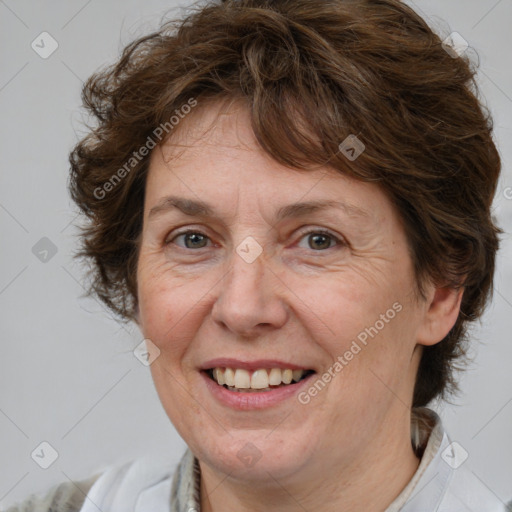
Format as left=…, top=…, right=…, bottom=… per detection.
left=200, top=358, right=314, bottom=371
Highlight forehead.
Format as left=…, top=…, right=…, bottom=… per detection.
left=144, top=100, right=392, bottom=227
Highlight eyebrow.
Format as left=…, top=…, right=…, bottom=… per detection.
left=148, top=195, right=371, bottom=221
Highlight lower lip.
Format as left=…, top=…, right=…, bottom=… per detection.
left=200, top=370, right=316, bottom=410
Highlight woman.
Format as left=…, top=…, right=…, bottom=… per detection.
left=8, top=0, right=509, bottom=510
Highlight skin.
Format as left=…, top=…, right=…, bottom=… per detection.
left=135, top=99, right=463, bottom=512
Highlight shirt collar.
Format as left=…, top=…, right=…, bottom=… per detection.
left=386, top=407, right=448, bottom=511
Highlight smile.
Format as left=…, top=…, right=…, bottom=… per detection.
left=208, top=367, right=315, bottom=392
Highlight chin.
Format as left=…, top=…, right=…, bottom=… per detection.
left=193, top=427, right=319, bottom=481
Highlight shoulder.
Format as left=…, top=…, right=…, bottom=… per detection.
left=76, top=455, right=177, bottom=512
left=4, top=452, right=189, bottom=512
left=399, top=409, right=509, bottom=512
left=426, top=426, right=508, bottom=511
left=4, top=473, right=100, bottom=512
left=439, top=458, right=510, bottom=512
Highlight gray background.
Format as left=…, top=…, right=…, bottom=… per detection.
left=1, top=0, right=511, bottom=509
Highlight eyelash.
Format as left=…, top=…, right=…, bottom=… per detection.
left=165, top=227, right=345, bottom=252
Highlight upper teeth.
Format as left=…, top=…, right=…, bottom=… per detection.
left=212, top=368, right=306, bottom=389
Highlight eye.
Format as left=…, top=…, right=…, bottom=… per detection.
left=165, top=228, right=344, bottom=252
left=166, top=230, right=211, bottom=249
left=296, top=229, right=344, bottom=251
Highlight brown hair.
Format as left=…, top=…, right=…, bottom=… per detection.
left=69, top=0, right=502, bottom=407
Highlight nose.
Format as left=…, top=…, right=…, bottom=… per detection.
left=211, top=247, right=289, bottom=338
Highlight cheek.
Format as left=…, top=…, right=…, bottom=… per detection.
left=287, top=269, right=400, bottom=350
left=137, top=257, right=215, bottom=355
left=299, top=270, right=416, bottom=390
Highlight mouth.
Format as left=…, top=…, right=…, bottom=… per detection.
left=203, top=367, right=316, bottom=393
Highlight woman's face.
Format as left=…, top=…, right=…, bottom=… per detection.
left=136, top=100, right=447, bottom=482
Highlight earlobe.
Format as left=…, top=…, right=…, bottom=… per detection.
left=416, top=285, right=464, bottom=347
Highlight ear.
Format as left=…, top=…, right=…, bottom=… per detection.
left=416, top=284, right=464, bottom=346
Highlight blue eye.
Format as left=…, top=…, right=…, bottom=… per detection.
left=166, top=228, right=344, bottom=252
left=169, top=230, right=211, bottom=249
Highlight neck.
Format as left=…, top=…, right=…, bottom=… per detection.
left=199, top=411, right=421, bottom=512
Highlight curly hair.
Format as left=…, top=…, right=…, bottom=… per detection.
left=68, top=0, right=502, bottom=407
